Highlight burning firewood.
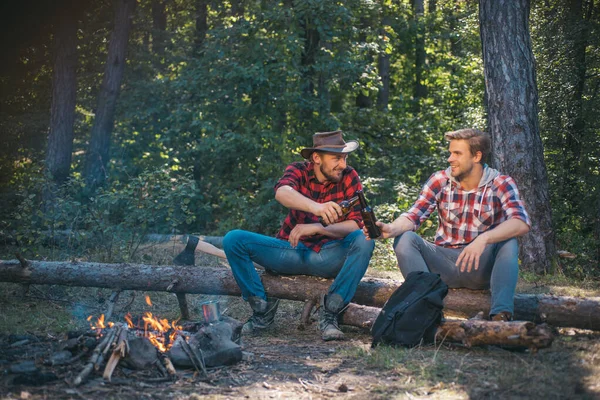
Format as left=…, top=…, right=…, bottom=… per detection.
left=102, top=324, right=129, bottom=382
left=73, top=327, right=115, bottom=386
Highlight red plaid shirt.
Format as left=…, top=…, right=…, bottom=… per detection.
left=401, top=167, right=531, bottom=248
left=274, top=161, right=364, bottom=252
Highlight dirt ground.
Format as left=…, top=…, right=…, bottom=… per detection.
left=1, top=247, right=600, bottom=399
left=1, top=292, right=600, bottom=400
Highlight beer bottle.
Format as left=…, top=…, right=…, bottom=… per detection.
left=319, top=196, right=360, bottom=226
left=357, top=190, right=381, bottom=238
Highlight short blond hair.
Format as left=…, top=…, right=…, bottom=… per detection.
left=444, top=128, right=490, bottom=163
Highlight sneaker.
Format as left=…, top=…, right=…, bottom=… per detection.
left=242, top=297, right=280, bottom=333
left=491, top=311, right=513, bottom=322
left=318, top=294, right=346, bottom=341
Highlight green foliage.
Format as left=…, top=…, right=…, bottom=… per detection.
left=0, top=0, right=598, bottom=275
left=10, top=168, right=198, bottom=262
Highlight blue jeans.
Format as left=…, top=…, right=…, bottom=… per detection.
left=393, top=231, right=519, bottom=316
left=223, top=229, right=375, bottom=305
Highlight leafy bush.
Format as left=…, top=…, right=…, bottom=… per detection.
left=11, top=168, right=199, bottom=262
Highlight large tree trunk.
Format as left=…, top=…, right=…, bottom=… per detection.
left=479, top=0, right=555, bottom=274
left=1, top=259, right=598, bottom=331
left=84, top=0, right=136, bottom=192
left=46, top=11, right=78, bottom=186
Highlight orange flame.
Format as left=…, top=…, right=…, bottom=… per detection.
left=89, top=300, right=183, bottom=352
left=145, top=295, right=153, bottom=307
left=142, top=312, right=182, bottom=352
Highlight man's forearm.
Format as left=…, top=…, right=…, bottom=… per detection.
left=275, top=185, right=316, bottom=213
left=477, top=218, right=530, bottom=245
left=389, top=216, right=415, bottom=237
left=322, top=220, right=361, bottom=238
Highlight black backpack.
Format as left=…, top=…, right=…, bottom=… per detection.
left=371, top=271, right=448, bottom=347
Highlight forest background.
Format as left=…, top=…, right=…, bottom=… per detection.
left=0, top=0, right=598, bottom=280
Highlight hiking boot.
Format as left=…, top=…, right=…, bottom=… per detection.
left=490, top=311, right=513, bottom=322
left=242, top=296, right=280, bottom=334
left=318, top=294, right=346, bottom=341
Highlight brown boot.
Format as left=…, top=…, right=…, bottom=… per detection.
left=491, top=311, right=513, bottom=322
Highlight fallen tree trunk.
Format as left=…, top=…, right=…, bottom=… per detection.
left=0, top=230, right=224, bottom=248
left=341, top=304, right=554, bottom=350
left=0, top=259, right=599, bottom=331
left=435, top=319, right=554, bottom=350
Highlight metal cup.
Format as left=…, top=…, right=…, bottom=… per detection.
left=200, top=300, right=221, bottom=323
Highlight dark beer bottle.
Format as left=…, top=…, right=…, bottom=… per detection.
left=357, top=190, right=381, bottom=238
left=319, top=196, right=360, bottom=226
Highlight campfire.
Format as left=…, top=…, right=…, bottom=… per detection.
left=72, top=297, right=243, bottom=386
left=88, top=295, right=184, bottom=353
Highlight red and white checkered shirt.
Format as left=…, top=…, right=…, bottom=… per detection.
left=401, top=166, right=531, bottom=248
left=274, top=161, right=364, bottom=252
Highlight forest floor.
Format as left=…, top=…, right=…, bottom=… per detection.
left=1, top=246, right=600, bottom=399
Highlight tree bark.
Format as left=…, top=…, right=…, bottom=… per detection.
left=194, top=0, right=208, bottom=51
left=479, top=0, right=556, bottom=274
left=376, top=16, right=391, bottom=111
left=1, top=259, right=599, bottom=331
left=84, top=0, right=136, bottom=191
left=413, top=0, right=427, bottom=110
left=434, top=319, right=554, bottom=350
left=46, top=10, right=78, bottom=185
left=152, top=0, right=167, bottom=58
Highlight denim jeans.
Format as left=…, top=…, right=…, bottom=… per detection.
left=223, top=229, right=375, bottom=305
left=393, top=231, right=519, bottom=316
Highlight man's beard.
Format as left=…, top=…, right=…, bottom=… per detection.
left=451, top=163, right=473, bottom=182
left=319, top=165, right=343, bottom=183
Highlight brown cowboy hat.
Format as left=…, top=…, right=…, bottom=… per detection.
left=300, top=130, right=359, bottom=159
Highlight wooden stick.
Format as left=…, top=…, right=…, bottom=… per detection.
left=102, top=324, right=129, bottom=382
left=105, top=290, right=121, bottom=321
left=154, top=357, right=168, bottom=377
left=99, top=327, right=119, bottom=363
left=189, top=343, right=208, bottom=377
left=73, top=328, right=114, bottom=386
left=298, top=298, right=317, bottom=330
left=176, top=293, right=190, bottom=320
left=160, top=354, right=177, bottom=378
left=180, top=339, right=206, bottom=376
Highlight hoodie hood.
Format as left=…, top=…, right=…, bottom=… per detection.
left=444, top=164, right=500, bottom=189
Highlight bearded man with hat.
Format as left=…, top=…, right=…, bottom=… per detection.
left=223, top=130, right=375, bottom=341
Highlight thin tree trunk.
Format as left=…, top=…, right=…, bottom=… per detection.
left=377, top=16, right=391, bottom=110
left=195, top=0, right=208, bottom=51
left=479, top=0, right=555, bottom=274
left=413, top=0, right=427, bottom=111
left=356, top=18, right=373, bottom=109
left=84, top=0, right=136, bottom=191
left=152, top=0, right=167, bottom=58
left=319, top=40, right=332, bottom=117
left=299, top=16, right=320, bottom=121
left=428, top=0, right=437, bottom=14
left=46, top=11, right=78, bottom=186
